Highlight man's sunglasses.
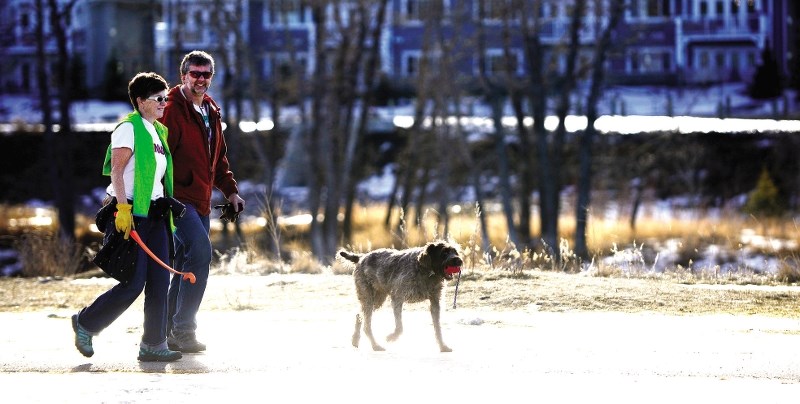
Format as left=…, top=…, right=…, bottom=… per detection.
left=146, top=95, right=169, bottom=103
left=187, top=71, right=213, bottom=79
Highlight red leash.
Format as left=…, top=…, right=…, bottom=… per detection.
left=129, top=229, right=196, bottom=284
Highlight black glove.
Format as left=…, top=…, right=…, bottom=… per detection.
left=213, top=202, right=243, bottom=223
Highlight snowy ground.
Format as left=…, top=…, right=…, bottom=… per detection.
left=3, top=273, right=800, bottom=402
left=2, top=83, right=799, bottom=134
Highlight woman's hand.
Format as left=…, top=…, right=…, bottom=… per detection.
left=115, top=203, right=133, bottom=239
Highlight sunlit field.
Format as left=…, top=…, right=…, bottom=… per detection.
left=2, top=201, right=798, bottom=284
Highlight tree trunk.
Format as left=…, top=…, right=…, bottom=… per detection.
left=575, top=0, right=626, bottom=259
left=35, top=0, right=58, bottom=239
left=48, top=0, right=77, bottom=241
left=343, top=0, right=389, bottom=244
left=308, top=5, right=328, bottom=259
left=474, top=0, right=518, bottom=247
left=549, top=0, right=586, bottom=263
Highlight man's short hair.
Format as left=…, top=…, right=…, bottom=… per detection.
left=180, top=50, right=215, bottom=76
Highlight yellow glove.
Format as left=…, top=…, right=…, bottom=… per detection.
left=115, top=203, right=133, bottom=240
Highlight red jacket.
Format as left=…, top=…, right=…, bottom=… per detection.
left=160, top=85, right=238, bottom=215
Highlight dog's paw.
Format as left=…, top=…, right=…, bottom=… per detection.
left=440, top=345, right=452, bottom=353
left=371, top=344, right=386, bottom=351
left=386, top=332, right=401, bottom=342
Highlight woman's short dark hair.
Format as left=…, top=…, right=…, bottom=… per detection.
left=128, top=72, right=168, bottom=111
left=180, top=50, right=215, bottom=76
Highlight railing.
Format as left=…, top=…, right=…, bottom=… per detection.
left=682, top=16, right=762, bottom=36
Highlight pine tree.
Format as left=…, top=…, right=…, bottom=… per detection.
left=744, top=167, right=784, bottom=218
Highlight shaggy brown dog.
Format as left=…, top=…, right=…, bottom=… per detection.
left=338, top=241, right=462, bottom=352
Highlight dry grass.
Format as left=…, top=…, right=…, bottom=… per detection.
left=4, top=202, right=800, bottom=316
left=14, top=231, right=86, bottom=277
left=3, top=268, right=800, bottom=318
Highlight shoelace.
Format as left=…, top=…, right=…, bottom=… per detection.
left=76, top=329, right=92, bottom=345
left=141, top=348, right=176, bottom=356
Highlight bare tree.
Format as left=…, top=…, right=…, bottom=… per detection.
left=35, top=0, right=78, bottom=241
left=302, top=0, right=387, bottom=260
left=574, top=0, right=626, bottom=259
left=475, top=0, right=520, bottom=248
left=514, top=0, right=554, bottom=253
left=545, top=0, right=586, bottom=261
left=341, top=0, right=390, bottom=244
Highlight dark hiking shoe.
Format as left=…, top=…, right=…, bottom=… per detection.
left=71, top=314, right=94, bottom=358
left=168, top=331, right=206, bottom=353
left=137, top=347, right=182, bottom=362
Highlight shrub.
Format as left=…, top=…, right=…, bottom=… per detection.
left=744, top=167, right=784, bottom=218
left=14, top=231, right=85, bottom=277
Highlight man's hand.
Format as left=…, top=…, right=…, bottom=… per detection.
left=215, top=194, right=245, bottom=223
left=228, top=193, right=245, bottom=213
left=115, top=203, right=133, bottom=239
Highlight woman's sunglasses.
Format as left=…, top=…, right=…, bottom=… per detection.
left=146, top=95, right=169, bottom=103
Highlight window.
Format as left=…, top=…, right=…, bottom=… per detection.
left=631, top=51, right=639, bottom=71
left=631, top=49, right=672, bottom=72
left=402, top=52, right=421, bottom=76
left=732, top=0, right=756, bottom=13
left=264, top=53, right=308, bottom=77
left=21, top=63, right=31, bottom=91
left=478, top=0, right=518, bottom=21
left=482, top=0, right=500, bottom=20
left=483, top=50, right=521, bottom=76
left=747, top=51, right=756, bottom=67
left=20, top=12, right=30, bottom=30
left=715, top=1, right=724, bottom=15
left=193, top=10, right=204, bottom=26
left=715, top=52, right=725, bottom=68
left=699, top=51, right=710, bottom=68
left=266, top=0, right=307, bottom=25
left=646, top=0, right=671, bottom=17
left=403, top=0, right=445, bottom=22
left=700, top=1, right=708, bottom=16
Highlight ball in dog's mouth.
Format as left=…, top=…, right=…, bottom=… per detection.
left=445, top=266, right=461, bottom=279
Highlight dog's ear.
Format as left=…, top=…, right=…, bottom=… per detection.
left=419, top=242, right=446, bottom=271
left=418, top=245, right=433, bottom=270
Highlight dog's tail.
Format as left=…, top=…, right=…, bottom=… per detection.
left=338, top=250, right=362, bottom=263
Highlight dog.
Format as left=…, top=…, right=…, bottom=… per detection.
left=338, top=241, right=463, bottom=352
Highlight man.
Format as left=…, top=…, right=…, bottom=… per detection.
left=160, top=50, right=245, bottom=353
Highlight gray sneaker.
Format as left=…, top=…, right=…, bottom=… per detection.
left=137, top=346, right=182, bottom=362
left=167, top=330, right=206, bottom=353
left=71, top=314, right=94, bottom=358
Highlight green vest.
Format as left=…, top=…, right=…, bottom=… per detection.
left=102, top=111, right=174, bottom=228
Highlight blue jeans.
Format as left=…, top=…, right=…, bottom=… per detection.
left=168, top=203, right=212, bottom=334
left=78, top=217, right=171, bottom=346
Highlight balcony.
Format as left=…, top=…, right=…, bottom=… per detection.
left=682, top=16, right=763, bottom=38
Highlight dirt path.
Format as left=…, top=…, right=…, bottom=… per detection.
left=2, top=273, right=800, bottom=402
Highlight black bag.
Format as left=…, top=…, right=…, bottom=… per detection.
left=92, top=224, right=138, bottom=285
left=95, top=199, right=117, bottom=233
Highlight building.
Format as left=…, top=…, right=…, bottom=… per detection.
left=164, top=0, right=793, bottom=87
left=0, top=0, right=794, bottom=97
left=0, top=0, right=159, bottom=96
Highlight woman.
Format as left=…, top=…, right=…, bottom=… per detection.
left=72, top=72, right=181, bottom=362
